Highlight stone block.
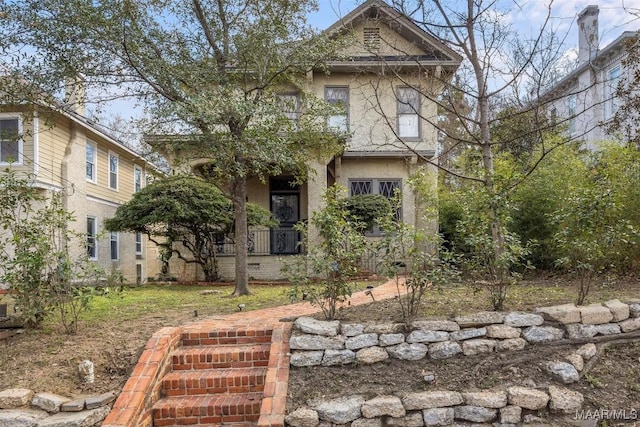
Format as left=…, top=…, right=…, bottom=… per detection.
left=454, top=312, right=504, bottom=328
left=38, top=405, right=111, bottom=427
left=341, top=323, right=364, bottom=337
left=485, top=325, right=520, bottom=339
left=619, top=317, right=640, bottom=332
left=576, top=343, right=597, bottom=360
left=0, top=389, right=34, bottom=409
left=579, top=304, right=614, bottom=325
left=450, top=328, right=486, bottom=341
left=429, top=341, right=462, bottom=359
left=402, top=391, right=463, bottom=410
left=387, top=343, right=428, bottom=361
left=548, top=386, right=584, bottom=414
left=454, top=405, right=497, bottom=423
left=32, top=392, right=70, bottom=413
left=412, top=320, right=460, bottom=332
left=629, top=302, right=640, bottom=318
left=60, top=398, right=85, bottom=412
left=289, top=334, right=345, bottom=350
left=85, top=391, right=117, bottom=410
left=594, top=323, right=621, bottom=335
left=345, top=333, right=378, bottom=350
left=361, top=395, right=405, bottom=418
left=422, top=407, right=454, bottom=426
left=522, top=326, right=564, bottom=343
left=364, top=323, right=405, bottom=334
left=321, top=349, right=355, bottom=366
left=290, top=351, right=324, bottom=367
left=0, top=408, right=48, bottom=426
left=507, top=387, right=549, bottom=410
left=407, top=330, right=449, bottom=343
left=352, top=417, right=382, bottom=427
left=311, top=395, right=365, bottom=424
left=462, top=391, right=508, bottom=408
left=387, top=411, right=424, bottom=426
left=504, top=312, right=544, bottom=327
left=355, top=346, right=389, bottom=364
left=285, top=407, right=319, bottom=427
left=462, top=339, right=495, bottom=356
left=565, top=353, right=584, bottom=371
left=535, top=304, right=581, bottom=324
left=546, top=361, right=580, bottom=384
left=565, top=324, right=597, bottom=339
left=604, top=299, right=630, bottom=322
left=295, top=317, right=340, bottom=336
left=500, top=405, right=522, bottom=424
left=495, top=338, right=526, bottom=352
left=379, top=333, right=405, bottom=347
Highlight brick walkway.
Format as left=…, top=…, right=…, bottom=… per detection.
left=193, top=276, right=405, bottom=328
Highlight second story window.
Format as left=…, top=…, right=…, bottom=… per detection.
left=605, top=64, right=621, bottom=120
left=109, top=152, right=118, bottom=190
left=0, top=115, right=22, bottom=164
left=325, top=87, right=349, bottom=132
left=397, top=87, right=420, bottom=138
left=86, top=142, right=97, bottom=182
left=134, top=166, right=142, bottom=193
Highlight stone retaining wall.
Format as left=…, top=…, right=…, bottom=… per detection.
left=289, top=299, right=640, bottom=368
left=287, top=299, right=640, bottom=426
left=286, top=385, right=586, bottom=426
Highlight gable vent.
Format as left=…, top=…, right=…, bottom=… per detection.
left=364, top=27, right=380, bottom=52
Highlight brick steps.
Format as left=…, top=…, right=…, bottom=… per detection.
left=171, top=344, right=270, bottom=370
left=152, top=327, right=273, bottom=427
left=162, top=367, right=267, bottom=396
left=152, top=393, right=262, bottom=426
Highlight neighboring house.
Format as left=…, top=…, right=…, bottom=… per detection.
left=161, top=0, right=461, bottom=281
left=0, top=93, right=155, bottom=285
left=542, top=5, right=639, bottom=149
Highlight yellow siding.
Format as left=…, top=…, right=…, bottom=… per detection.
left=340, top=20, right=428, bottom=58
left=35, top=115, right=71, bottom=188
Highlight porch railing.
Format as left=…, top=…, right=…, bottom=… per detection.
left=214, top=228, right=303, bottom=256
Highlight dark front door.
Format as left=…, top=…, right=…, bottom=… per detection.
left=270, top=193, right=300, bottom=254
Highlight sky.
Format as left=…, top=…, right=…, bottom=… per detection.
left=99, top=0, right=640, bottom=125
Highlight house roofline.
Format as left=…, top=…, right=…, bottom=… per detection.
left=325, top=0, right=462, bottom=65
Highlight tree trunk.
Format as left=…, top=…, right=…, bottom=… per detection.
left=232, top=176, right=250, bottom=295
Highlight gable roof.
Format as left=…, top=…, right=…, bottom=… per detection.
left=325, top=0, right=462, bottom=70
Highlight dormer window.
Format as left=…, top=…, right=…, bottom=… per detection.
left=364, top=27, right=380, bottom=52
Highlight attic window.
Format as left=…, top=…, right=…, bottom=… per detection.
left=364, top=27, right=380, bottom=52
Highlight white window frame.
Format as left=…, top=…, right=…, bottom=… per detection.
left=108, top=151, right=119, bottom=190
left=605, top=64, right=621, bottom=120
left=110, top=231, right=119, bottom=261
left=87, top=216, right=97, bottom=260
left=134, top=165, right=142, bottom=193
left=396, top=87, right=421, bottom=139
left=86, top=141, right=97, bottom=183
left=325, top=86, right=349, bottom=132
left=0, top=113, right=23, bottom=165
left=135, top=232, right=143, bottom=255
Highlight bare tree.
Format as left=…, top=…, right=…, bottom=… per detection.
left=358, top=0, right=624, bottom=308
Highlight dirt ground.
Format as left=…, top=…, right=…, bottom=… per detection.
left=0, top=277, right=639, bottom=427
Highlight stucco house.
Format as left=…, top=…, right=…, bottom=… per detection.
left=156, top=0, right=461, bottom=282
left=0, top=93, right=156, bottom=285
left=542, top=5, right=639, bottom=149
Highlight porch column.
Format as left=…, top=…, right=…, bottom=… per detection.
left=305, top=158, right=329, bottom=251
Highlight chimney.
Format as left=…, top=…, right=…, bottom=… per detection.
left=577, top=5, right=599, bottom=64
left=64, top=75, right=86, bottom=116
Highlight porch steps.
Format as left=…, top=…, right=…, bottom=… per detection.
left=151, top=327, right=274, bottom=426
